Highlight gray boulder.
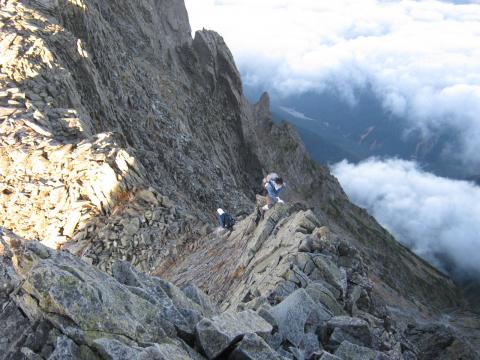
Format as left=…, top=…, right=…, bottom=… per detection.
left=277, top=348, right=295, bottom=359
left=10, top=243, right=167, bottom=344
left=112, top=261, right=201, bottom=340
left=195, top=309, right=273, bottom=359
left=182, top=283, right=219, bottom=318
left=294, top=253, right=347, bottom=300
left=264, top=332, right=283, bottom=351
left=229, top=333, right=283, bottom=360
left=0, top=301, right=32, bottom=358
left=256, top=304, right=278, bottom=329
left=92, top=339, right=141, bottom=360
left=327, top=317, right=373, bottom=348
left=48, top=336, right=98, bottom=359
left=92, top=338, right=195, bottom=360
left=334, top=341, right=390, bottom=360
left=305, top=283, right=345, bottom=317
left=268, top=288, right=316, bottom=347
left=299, top=236, right=313, bottom=252
left=310, top=255, right=348, bottom=299
left=319, top=352, right=343, bottom=360
left=138, top=342, right=196, bottom=360
left=289, top=347, right=306, bottom=359
left=299, top=332, right=321, bottom=358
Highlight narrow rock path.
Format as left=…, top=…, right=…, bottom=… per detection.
left=155, top=213, right=257, bottom=303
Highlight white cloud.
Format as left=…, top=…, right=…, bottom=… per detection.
left=332, top=158, right=480, bottom=278
left=185, top=0, right=480, bottom=168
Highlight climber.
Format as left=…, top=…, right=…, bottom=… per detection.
left=217, top=208, right=236, bottom=231
left=255, top=173, right=287, bottom=225
left=264, top=176, right=286, bottom=207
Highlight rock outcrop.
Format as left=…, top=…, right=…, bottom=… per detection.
left=1, top=0, right=479, bottom=359
left=158, top=204, right=480, bottom=359
left=1, top=229, right=211, bottom=359
left=2, top=209, right=479, bottom=359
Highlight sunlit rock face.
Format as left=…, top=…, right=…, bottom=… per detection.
left=0, top=0, right=479, bottom=359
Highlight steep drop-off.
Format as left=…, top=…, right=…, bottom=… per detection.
left=0, top=0, right=479, bottom=359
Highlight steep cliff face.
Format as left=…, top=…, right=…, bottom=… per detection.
left=1, top=0, right=261, bottom=211
left=0, top=0, right=479, bottom=359
left=1, top=0, right=265, bottom=273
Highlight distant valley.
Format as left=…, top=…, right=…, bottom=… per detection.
left=245, top=85, right=475, bottom=181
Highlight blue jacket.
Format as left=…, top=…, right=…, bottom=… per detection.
left=219, top=212, right=235, bottom=229
left=266, top=180, right=286, bottom=202
left=219, top=213, right=227, bottom=228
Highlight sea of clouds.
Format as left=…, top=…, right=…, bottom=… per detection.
left=332, top=158, right=480, bottom=278
left=185, top=0, right=480, bottom=279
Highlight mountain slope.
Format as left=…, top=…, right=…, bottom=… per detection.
left=0, top=0, right=478, bottom=359
left=2, top=209, right=479, bottom=359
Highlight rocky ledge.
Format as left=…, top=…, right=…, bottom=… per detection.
left=2, top=205, right=478, bottom=360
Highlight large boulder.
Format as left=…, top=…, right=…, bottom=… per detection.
left=2, top=235, right=206, bottom=358
left=11, top=243, right=166, bottom=344
left=327, top=316, right=373, bottom=349
left=305, top=283, right=345, bottom=317
left=195, top=309, right=272, bottom=359
left=309, top=254, right=348, bottom=299
left=267, top=288, right=316, bottom=347
left=182, top=283, right=219, bottom=318
left=112, top=261, right=206, bottom=342
left=334, top=341, right=390, bottom=360
left=229, top=333, right=283, bottom=360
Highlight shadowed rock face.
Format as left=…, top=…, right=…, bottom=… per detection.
left=0, top=0, right=479, bottom=359
left=0, top=0, right=273, bottom=278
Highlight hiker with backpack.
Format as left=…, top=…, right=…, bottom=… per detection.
left=217, top=208, right=236, bottom=231
left=255, top=173, right=287, bottom=224
left=265, top=176, right=286, bottom=206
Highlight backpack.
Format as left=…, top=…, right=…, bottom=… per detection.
left=223, top=213, right=236, bottom=230
left=262, top=172, right=279, bottom=191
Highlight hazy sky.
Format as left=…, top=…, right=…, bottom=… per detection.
left=185, top=0, right=480, bottom=167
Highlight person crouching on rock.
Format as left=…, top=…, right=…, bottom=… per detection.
left=217, top=208, right=236, bottom=232
left=255, top=175, right=286, bottom=224
left=265, top=176, right=286, bottom=209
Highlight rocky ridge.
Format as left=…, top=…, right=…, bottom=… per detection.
left=158, top=204, right=480, bottom=359
left=0, top=0, right=479, bottom=359
left=0, top=0, right=255, bottom=274
left=2, top=209, right=479, bottom=359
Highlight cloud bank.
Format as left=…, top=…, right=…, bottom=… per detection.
left=185, top=0, right=480, bottom=168
left=332, top=158, right=480, bottom=278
